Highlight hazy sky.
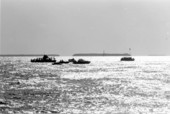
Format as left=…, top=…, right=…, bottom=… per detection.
left=1, top=0, right=170, bottom=55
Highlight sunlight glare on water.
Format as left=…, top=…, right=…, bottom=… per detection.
left=0, top=56, right=170, bottom=114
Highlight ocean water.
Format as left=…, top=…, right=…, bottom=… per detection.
left=0, top=56, right=170, bottom=114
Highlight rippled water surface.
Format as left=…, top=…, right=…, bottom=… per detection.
left=0, top=56, right=170, bottom=114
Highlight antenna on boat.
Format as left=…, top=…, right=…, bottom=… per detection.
left=103, top=50, right=105, bottom=56
left=129, top=48, right=131, bottom=56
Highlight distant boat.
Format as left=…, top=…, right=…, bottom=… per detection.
left=52, top=60, right=69, bottom=65
left=52, top=58, right=90, bottom=65
left=31, top=55, right=56, bottom=62
left=68, top=58, right=76, bottom=62
left=73, top=59, right=90, bottom=64
left=120, top=57, right=135, bottom=61
left=52, top=62, right=62, bottom=65
left=120, top=48, right=135, bottom=61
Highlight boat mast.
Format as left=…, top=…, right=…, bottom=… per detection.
left=103, top=50, right=105, bottom=56
left=129, top=48, right=131, bottom=56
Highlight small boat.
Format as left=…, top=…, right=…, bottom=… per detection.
left=52, top=62, right=63, bottom=65
left=68, top=58, right=76, bottom=62
left=120, top=57, right=135, bottom=61
left=61, top=60, right=69, bottom=64
left=73, top=59, right=90, bottom=64
left=52, top=60, right=69, bottom=65
left=120, top=48, right=135, bottom=61
left=31, top=55, right=56, bottom=62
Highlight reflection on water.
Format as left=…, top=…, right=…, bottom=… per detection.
left=0, top=56, right=170, bottom=114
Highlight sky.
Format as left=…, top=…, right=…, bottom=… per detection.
left=1, top=0, right=170, bottom=55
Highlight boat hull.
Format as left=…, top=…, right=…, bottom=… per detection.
left=120, top=57, right=135, bottom=61
left=31, top=60, right=56, bottom=63
left=52, top=61, right=69, bottom=65
left=121, top=59, right=134, bottom=61
left=73, top=61, right=90, bottom=64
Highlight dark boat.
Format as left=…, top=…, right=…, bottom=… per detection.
left=31, top=55, right=56, bottom=62
left=73, top=59, right=90, bottom=64
left=52, top=62, right=62, bottom=65
left=68, top=58, right=76, bottom=62
left=52, top=60, right=69, bottom=65
left=120, top=57, right=135, bottom=61
left=61, top=60, right=69, bottom=64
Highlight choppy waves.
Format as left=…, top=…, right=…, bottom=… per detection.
left=0, top=56, right=170, bottom=114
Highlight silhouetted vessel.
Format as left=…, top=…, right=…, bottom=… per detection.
left=68, top=58, right=76, bottom=62
left=52, top=62, right=62, bottom=65
left=31, top=55, right=56, bottom=62
left=52, top=60, right=69, bottom=65
left=52, top=58, right=90, bottom=65
left=120, top=57, right=135, bottom=61
left=120, top=48, right=135, bottom=61
left=73, top=59, right=90, bottom=64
